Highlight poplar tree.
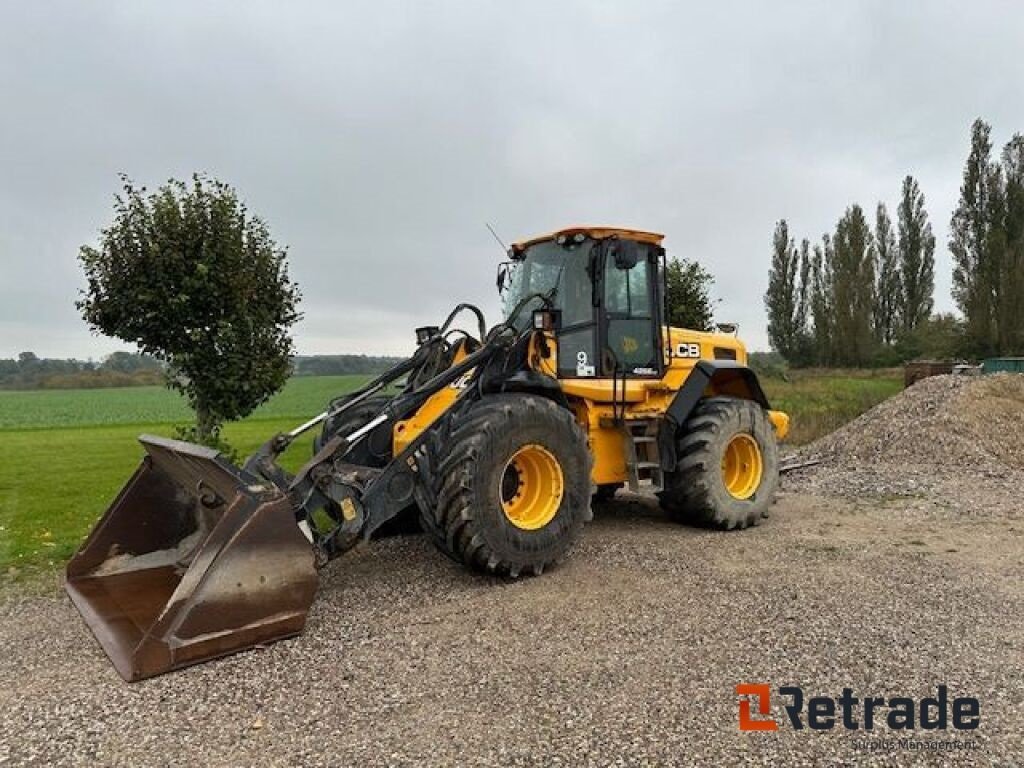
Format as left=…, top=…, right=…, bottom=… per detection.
left=951, top=119, right=997, bottom=354
left=873, top=203, right=901, bottom=345
left=764, top=220, right=807, bottom=361
left=831, top=205, right=875, bottom=365
left=809, top=235, right=834, bottom=366
left=1000, top=135, right=1024, bottom=352
left=897, top=176, right=935, bottom=333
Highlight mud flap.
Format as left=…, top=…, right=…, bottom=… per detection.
left=65, top=435, right=318, bottom=682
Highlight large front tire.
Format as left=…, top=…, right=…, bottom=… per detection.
left=658, top=397, right=779, bottom=529
left=423, top=395, right=592, bottom=577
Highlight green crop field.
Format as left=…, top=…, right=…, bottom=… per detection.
left=0, top=369, right=902, bottom=580
left=0, top=375, right=371, bottom=430
left=0, top=375, right=369, bottom=580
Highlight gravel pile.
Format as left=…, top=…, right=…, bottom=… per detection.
left=785, top=373, right=1024, bottom=516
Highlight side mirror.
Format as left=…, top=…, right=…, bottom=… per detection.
left=415, top=326, right=440, bottom=345
left=611, top=240, right=640, bottom=270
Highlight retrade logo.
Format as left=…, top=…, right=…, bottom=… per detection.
left=736, top=684, right=980, bottom=732
left=736, top=683, right=778, bottom=731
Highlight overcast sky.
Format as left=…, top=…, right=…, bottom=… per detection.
left=3, top=1, right=1024, bottom=359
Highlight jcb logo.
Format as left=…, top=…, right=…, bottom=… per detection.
left=676, top=342, right=701, bottom=358
left=736, top=683, right=778, bottom=731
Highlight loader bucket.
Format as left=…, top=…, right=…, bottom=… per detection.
left=65, top=435, right=318, bottom=682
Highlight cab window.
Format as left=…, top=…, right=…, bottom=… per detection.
left=604, top=253, right=657, bottom=375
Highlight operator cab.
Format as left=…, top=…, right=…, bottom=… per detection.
left=500, top=227, right=667, bottom=379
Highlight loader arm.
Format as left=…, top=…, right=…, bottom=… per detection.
left=283, top=330, right=516, bottom=557
left=64, top=303, right=524, bottom=680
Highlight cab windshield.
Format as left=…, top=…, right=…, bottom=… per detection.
left=501, top=239, right=595, bottom=330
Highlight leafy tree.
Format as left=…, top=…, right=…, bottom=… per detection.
left=896, top=176, right=935, bottom=333
left=831, top=205, right=875, bottom=366
left=872, top=202, right=901, bottom=345
left=101, top=351, right=162, bottom=374
left=77, top=175, right=301, bottom=446
left=665, top=256, right=714, bottom=331
left=893, top=312, right=966, bottom=362
left=746, top=350, right=789, bottom=379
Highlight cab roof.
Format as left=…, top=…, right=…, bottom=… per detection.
left=510, top=226, right=665, bottom=253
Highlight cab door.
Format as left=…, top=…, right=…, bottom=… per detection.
left=600, top=242, right=663, bottom=378
left=554, top=241, right=602, bottom=378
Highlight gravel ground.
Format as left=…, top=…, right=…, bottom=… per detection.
left=1, top=487, right=1022, bottom=767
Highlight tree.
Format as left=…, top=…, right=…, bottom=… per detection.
left=896, top=176, right=935, bottom=333
left=763, top=220, right=811, bottom=363
left=797, top=238, right=811, bottom=333
left=764, top=221, right=795, bottom=356
left=809, top=235, right=834, bottom=366
left=792, top=238, right=814, bottom=365
left=951, top=119, right=997, bottom=355
left=101, top=350, right=162, bottom=374
left=77, top=175, right=302, bottom=446
left=1000, top=134, right=1024, bottom=353
left=950, top=119, right=1024, bottom=356
left=665, top=256, right=714, bottom=331
left=831, top=205, right=875, bottom=366
left=872, top=202, right=901, bottom=345
left=894, top=312, right=966, bottom=361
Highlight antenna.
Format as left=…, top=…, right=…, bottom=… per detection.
left=485, top=222, right=509, bottom=254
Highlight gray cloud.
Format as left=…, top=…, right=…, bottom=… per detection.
left=3, top=0, right=1023, bottom=359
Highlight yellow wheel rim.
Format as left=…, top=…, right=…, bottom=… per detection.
left=721, top=433, right=764, bottom=500
left=500, top=444, right=564, bottom=530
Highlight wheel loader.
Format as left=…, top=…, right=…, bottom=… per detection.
left=66, top=226, right=790, bottom=681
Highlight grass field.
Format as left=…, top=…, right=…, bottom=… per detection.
left=0, top=376, right=370, bottom=579
left=0, top=369, right=901, bottom=578
left=0, top=375, right=371, bottom=430
left=760, top=368, right=903, bottom=445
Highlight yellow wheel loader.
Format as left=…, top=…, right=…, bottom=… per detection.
left=66, top=226, right=789, bottom=681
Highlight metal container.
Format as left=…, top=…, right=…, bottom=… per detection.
left=904, top=360, right=954, bottom=388
left=982, top=357, right=1024, bottom=374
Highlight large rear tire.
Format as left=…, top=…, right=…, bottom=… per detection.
left=422, top=394, right=592, bottom=577
left=658, top=397, right=779, bottom=529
